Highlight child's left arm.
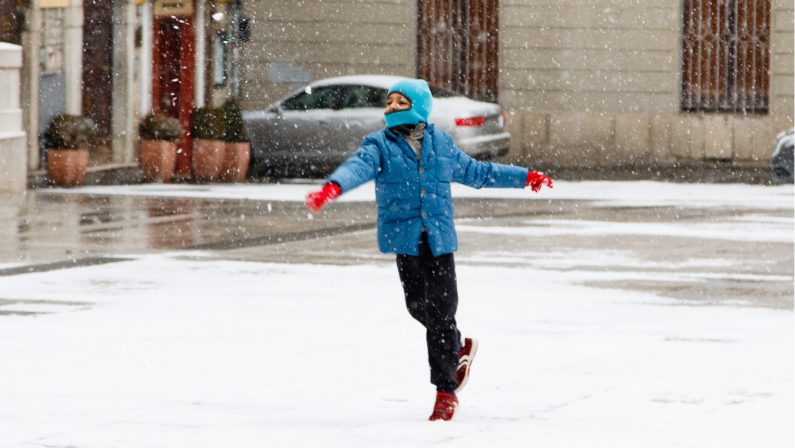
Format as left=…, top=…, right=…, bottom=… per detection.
left=451, top=145, right=553, bottom=192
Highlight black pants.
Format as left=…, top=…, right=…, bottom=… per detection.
left=396, top=233, right=461, bottom=393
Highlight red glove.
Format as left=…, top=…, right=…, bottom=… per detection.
left=305, top=182, right=342, bottom=212
left=526, top=171, right=553, bottom=192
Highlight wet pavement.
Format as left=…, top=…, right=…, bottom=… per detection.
left=0, top=191, right=372, bottom=265
left=0, top=184, right=792, bottom=309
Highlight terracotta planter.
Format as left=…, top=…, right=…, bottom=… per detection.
left=46, top=148, right=89, bottom=187
left=191, top=139, right=226, bottom=181
left=139, top=140, right=177, bottom=182
left=221, top=142, right=251, bottom=182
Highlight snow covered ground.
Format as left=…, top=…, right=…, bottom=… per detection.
left=1, top=181, right=792, bottom=447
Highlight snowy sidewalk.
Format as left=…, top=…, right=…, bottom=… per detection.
left=0, top=257, right=791, bottom=447
left=0, top=181, right=792, bottom=447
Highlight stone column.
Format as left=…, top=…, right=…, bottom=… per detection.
left=63, top=0, right=83, bottom=115
left=229, top=0, right=240, bottom=98
left=0, top=43, right=27, bottom=193
left=194, top=0, right=206, bottom=108
left=112, top=0, right=136, bottom=164
left=139, top=0, right=152, bottom=115
left=21, top=2, right=41, bottom=170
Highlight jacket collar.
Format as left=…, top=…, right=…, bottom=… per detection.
left=385, top=123, right=434, bottom=141
left=385, top=124, right=434, bottom=162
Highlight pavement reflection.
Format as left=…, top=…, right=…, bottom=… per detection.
left=0, top=187, right=791, bottom=310
left=0, top=190, right=376, bottom=266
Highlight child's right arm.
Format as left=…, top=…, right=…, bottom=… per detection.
left=327, top=138, right=381, bottom=193
left=305, top=137, right=381, bottom=212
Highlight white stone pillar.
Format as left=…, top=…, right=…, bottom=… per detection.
left=229, top=0, right=240, bottom=98
left=139, top=0, right=152, bottom=115
left=63, top=0, right=83, bottom=115
left=21, top=2, right=41, bottom=170
left=112, top=0, right=137, bottom=164
left=0, top=43, right=27, bottom=193
left=194, top=0, right=206, bottom=108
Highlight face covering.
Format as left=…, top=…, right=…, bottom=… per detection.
left=385, top=79, right=433, bottom=128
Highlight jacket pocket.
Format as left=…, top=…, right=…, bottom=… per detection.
left=431, top=156, right=454, bottom=181
left=378, top=181, right=418, bottom=214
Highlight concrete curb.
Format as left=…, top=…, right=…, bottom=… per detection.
left=28, top=163, right=145, bottom=189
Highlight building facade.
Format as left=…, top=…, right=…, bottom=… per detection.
left=0, top=0, right=242, bottom=190
left=239, top=0, right=794, bottom=169
left=1, top=0, right=792, bottom=192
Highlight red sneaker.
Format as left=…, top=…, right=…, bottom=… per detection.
left=428, top=392, right=458, bottom=421
left=455, top=337, right=478, bottom=393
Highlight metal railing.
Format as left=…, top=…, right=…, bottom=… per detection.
left=681, top=0, right=771, bottom=114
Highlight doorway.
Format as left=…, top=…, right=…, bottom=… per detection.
left=152, top=15, right=195, bottom=175
left=83, top=0, right=114, bottom=165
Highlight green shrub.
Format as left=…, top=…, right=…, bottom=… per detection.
left=139, top=113, right=182, bottom=142
left=222, top=99, right=248, bottom=143
left=191, top=107, right=225, bottom=140
left=44, top=114, right=96, bottom=149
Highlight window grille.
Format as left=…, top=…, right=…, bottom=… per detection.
left=417, top=0, right=499, bottom=102
left=681, top=0, right=771, bottom=113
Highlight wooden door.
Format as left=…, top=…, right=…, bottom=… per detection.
left=417, top=0, right=499, bottom=102
left=82, top=0, right=113, bottom=140
left=152, top=15, right=195, bottom=174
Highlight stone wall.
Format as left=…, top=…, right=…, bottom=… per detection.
left=500, top=0, right=794, bottom=167
left=239, top=0, right=416, bottom=109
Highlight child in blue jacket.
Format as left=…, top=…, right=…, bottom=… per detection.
left=306, top=78, right=552, bottom=421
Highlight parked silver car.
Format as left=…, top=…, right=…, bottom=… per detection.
left=771, top=128, right=794, bottom=183
left=243, top=75, right=511, bottom=177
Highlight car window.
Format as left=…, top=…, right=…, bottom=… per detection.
left=281, top=86, right=344, bottom=111
left=340, top=86, right=388, bottom=109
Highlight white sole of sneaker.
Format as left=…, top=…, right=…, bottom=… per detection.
left=455, top=339, right=478, bottom=393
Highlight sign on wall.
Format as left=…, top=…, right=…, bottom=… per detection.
left=40, top=0, right=69, bottom=8
left=154, top=0, right=194, bottom=16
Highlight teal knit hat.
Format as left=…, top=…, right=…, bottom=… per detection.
left=385, top=79, right=432, bottom=128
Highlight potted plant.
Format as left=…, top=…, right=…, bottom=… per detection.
left=44, top=114, right=96, bottom=187
left=138, top=113, right=182, bottom=182
left=191, top=107, right=226, bottom=181
left=220, top=99, right=251, bottom=182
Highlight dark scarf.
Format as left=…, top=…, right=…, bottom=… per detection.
left=390, top=124, right=417, bottom=136
left=389, top=123, right=426, bottom=157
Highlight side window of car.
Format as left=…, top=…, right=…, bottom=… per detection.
left=281, top=86, right=344, bottom=111
left=341, top=86, right=388, bottom=109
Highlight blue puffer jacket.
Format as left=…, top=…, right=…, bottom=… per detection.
left=328, top=125, right=528, bottom=256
